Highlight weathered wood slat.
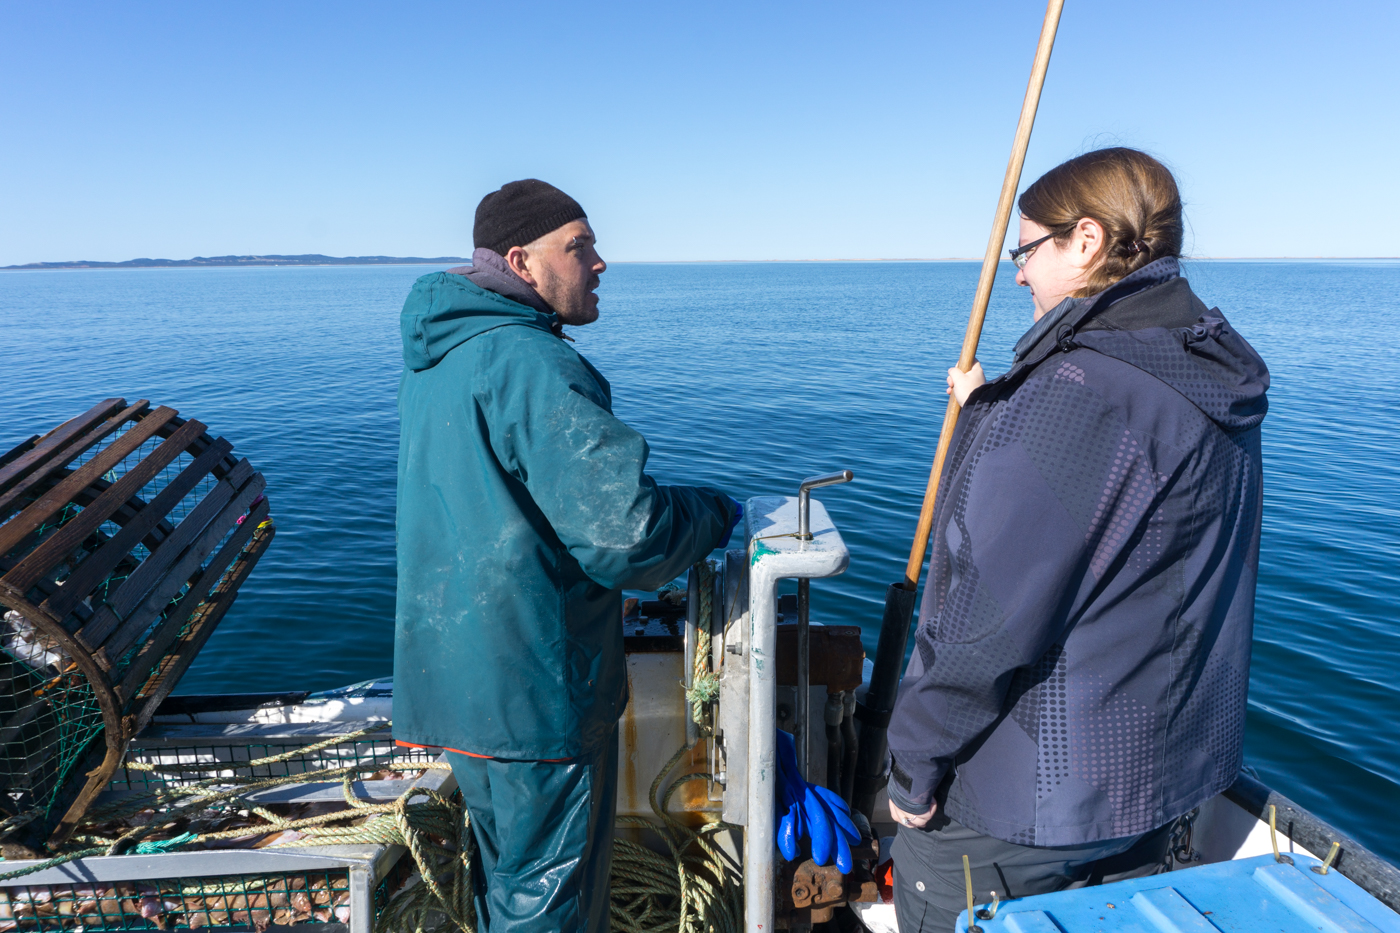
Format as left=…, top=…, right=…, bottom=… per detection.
left=98, top=481, right=266, bottom=666
left=103, top=459, right=254, bottom=621
left=116, top=498, right=272, bottom=703
left=0, top=399, right=124, bottom=493
left=0, top=555, right=94, bottom=631
left=90, top=472, right=266, bottom=664
left=0, top=400, right=148, bottom=517
left=0, top=437, right=39, bottom=471
left=74, top=460, right=256, bottom=652
left=0, top=405, right=174, bottom=554
left=0, top=479, right=153, bottom=610
left=3, top=419, right=208, bottom=594
left=125, top=521, right=275, bottom=739
left=38, top=740, right=111, bottom=850
left=41, top=437, right=233, bottom=621
left=73, top=480, right=182, bottom=571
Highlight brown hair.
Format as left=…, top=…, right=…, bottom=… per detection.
left=1018, top=147, right=1183, bottom=296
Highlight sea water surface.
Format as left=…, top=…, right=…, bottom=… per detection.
left=2, top=261, right=1397, bottom=861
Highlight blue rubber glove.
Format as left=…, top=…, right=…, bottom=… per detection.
left=775, top=730, right=807, bottom=861
left=775, top=729, right=861, bottom=872
left=804, top=784, right=838, bottom=867
left=813, top=783, right=862, bottom=847
left=778, top=795, right=802, bottom=861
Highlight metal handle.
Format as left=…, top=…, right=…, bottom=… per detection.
left=794, top=469, right=853, bottom=779
left=797, top=470, right=854, bottom=540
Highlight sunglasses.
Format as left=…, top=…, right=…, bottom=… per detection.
left=1008, top=231, right=1059, bottom=269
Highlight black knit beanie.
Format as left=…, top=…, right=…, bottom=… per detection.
left=473, top=179, right=586, bottom=255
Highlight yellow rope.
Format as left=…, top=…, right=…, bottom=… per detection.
left=7, top=561, right=746, bottom=933
left=622, top=560, right=743, bottom=933
left=684, top=559, right=720, bottom=730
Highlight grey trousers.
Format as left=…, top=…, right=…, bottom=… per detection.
left=891, top=813, right=1172, bottom=933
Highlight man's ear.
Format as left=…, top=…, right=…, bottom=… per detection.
left=505, top=246, right=538, bottom=286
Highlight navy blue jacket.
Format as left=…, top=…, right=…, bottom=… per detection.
left=887, top=260, right=1269, bottom=845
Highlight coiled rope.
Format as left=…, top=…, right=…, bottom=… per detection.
left=615, top=558, right=743, bottom=933
left=0, top=724, right=475, bottom=933
left=0, top=560, right=744, bottom=933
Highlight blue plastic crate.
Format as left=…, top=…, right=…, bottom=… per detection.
left=961, top=854, right=1400, bottom=933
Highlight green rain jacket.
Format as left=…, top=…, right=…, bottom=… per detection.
left=393, top=272, right=733, bottom=759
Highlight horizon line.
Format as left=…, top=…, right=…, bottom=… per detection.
left=614, top=255, right=1400, bottom=263
left=5, top=255, right=1400, bottom=270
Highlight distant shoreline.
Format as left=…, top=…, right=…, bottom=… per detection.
left=4, top=254, right=1397, bottom=270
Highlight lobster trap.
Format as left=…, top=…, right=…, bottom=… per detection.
left=0, top=863, right=356, bottom=932
left=0, top=721, right=460, bottom=933
left=0, top=399, right=274, bottom=851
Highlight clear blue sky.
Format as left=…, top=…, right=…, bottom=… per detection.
left=2, top=1, right=1395, bottom=264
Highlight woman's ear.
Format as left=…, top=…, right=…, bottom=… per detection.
left=1071, top=217, right=1105, bottom=270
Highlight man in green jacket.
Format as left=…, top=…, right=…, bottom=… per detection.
left=394, top=179, right=738, bottom=933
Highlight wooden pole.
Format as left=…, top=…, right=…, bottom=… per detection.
left=901, top=0, right=1066, bottom=589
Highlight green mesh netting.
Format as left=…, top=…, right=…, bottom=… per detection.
left=0, top=869, right=354, bottom=930
left=0, top=658, right=105, bottom=821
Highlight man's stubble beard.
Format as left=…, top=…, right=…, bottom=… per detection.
left=539, top=270, right=598, bottom=326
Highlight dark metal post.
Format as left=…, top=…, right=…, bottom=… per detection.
left=852, top=582, right=918, bottom=818
left=797, top=577, right=811, bottom=777
left=794, top=470, right=853, bottom=780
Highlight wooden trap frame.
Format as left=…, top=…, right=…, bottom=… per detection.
left=0, top=399, right=275, bottom=850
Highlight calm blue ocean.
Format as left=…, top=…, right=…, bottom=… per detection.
left=2, top=260, right=1396, bottom=860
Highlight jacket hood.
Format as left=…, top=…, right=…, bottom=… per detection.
left=1013, top=259, right=1270, bottom=433
left=446, top=248, right=557, bottom=318
left=400, top=269, right=558, bottom=372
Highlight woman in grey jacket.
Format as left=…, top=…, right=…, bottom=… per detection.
left=886, top=148, right=1270, bottom=931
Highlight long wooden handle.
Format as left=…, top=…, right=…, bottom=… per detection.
left=901, top=0, right=1066, bottom=590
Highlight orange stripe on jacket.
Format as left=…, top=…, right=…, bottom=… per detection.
left=395, top=739, right=568, bottom=763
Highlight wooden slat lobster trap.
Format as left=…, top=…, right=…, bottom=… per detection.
left=0, top=399, right=274, bottom=852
